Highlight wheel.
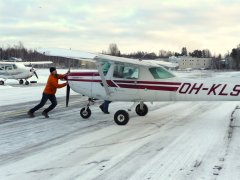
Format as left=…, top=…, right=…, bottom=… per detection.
left=135, top=103, right=148, bottom=116
left=114, top=110, right=129, bottom=125
left=19, top=79, right=24, bottom=84
left=0, top=80, right=4, bottom=85
left=25, top=81, right=29, bottom=85
left=80, top=107, right=91, bottom=119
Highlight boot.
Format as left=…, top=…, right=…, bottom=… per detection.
left=27, top=111, right=35, bottom=118
left=99, top=105, right=104, bottom=113
left=42, top=111, right=49, bottom=118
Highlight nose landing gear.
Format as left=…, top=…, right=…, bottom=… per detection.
left=80, top=98, right=94, bottom=119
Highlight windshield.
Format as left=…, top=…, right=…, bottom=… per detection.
left=102, top=62, right=111, bottom=76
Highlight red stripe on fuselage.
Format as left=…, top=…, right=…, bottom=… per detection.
left=68, top=79, right=101, bottom=82
left=114, top=80, right=181, bottom=85
left=68, top=79, right=180, bottom=91
left=117, top=84, right=179, bottom=91
left=69, top=72, right=99, bottom=76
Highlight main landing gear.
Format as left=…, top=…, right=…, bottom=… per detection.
left=79, top=99, right=149, bottom=126
left=19, top=79, right=30, bottom=85
left=113, top=102, right=148, bottom=125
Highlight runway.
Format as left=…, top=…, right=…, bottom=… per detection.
left=0, top=98, right=240, bottom=179
left=0, top=95, right=86, bottom=123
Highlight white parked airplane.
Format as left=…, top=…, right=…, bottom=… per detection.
left=38, top=48, right=240, bottom=125
left=0, top=61, right=52, bottom=85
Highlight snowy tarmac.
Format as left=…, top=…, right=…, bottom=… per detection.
left=0, top=69, right=240, bottom=179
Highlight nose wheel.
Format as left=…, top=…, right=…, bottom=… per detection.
left=80, top=107, right=91, bottom=119
left=79, top=98, right=94, bottom=119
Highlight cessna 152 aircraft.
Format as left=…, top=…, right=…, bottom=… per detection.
left=0, top=61, right=52, bottom=85
left=38, top=48, right=240, bottom=125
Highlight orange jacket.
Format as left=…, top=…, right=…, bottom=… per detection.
left=43, top=74, right=67, bottom=95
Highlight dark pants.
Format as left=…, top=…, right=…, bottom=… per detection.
left=101, top=100, right=111, bottom=112
left=29, top=93, right=57, bottom=114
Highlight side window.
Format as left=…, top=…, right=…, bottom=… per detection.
left=149, top=67, right=175, bottom=79
left=101, top=62, right=111, bottom=76
left=113, top=65, right=139, bottom=79
left=5, top=65, right=13, bottom=70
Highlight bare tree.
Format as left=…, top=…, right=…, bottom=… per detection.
left=108, top=43, right=120, bottom=56
left=181, top=47, right=187, bottom=56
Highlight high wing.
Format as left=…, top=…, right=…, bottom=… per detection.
left=0, top=61, right=53, bottom=65
left=143, top=60, right=179, bottom=68
left=37, top=48, right=163, bottom=67
left=0, top=62, right=16, bottom=65
left=37, top=48, right=97, bottom=62
left=23, top=61, right=53, bottom=65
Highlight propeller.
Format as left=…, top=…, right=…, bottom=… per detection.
left=29, top=63, right=39, bottom=79
left=34, top=70, right=39, bottom=79
left=66, top=68, right=70, bottom=107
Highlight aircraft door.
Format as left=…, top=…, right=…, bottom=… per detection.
left=111, top=64, right=140, bottom=101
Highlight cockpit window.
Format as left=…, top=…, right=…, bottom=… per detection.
left=149, top=67, right=175, bottom=79
left=5, top=65, right=13, bottom=70
left=102, top=62, right=111, bottom=76
left=113, top=65, right=139, bottom=79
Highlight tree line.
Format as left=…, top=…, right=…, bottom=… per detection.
left=106, top=44, right=212, bottom=59
left=1, top=42, right=240, bottom=69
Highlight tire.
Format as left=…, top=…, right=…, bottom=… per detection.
left=0, top=80, right=4, bottom=85
left=135, top=103, right=148, bottom=116
left=80, top=107, right=91, bottom=119
left=25, top=81, right=29, bottom=85
left=19, top=79, right=24, bottom=84
left=114, top=110, right=129, bottom=125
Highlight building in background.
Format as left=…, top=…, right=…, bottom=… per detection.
left=169, top=56, right=213, bottom=70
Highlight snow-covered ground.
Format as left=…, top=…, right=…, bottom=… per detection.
left=0, top=69, right=240, bottom=180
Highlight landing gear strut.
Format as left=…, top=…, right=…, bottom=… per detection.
left=79, top=98, right=94, bottom=119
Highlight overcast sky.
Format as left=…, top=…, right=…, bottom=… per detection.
left=0, top=0, right=239, bottom=55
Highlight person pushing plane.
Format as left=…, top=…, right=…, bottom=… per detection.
left=28, top=67, right=67, bottom=118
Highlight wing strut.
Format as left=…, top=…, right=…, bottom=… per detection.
left=96, top=62, right=111, bottom=96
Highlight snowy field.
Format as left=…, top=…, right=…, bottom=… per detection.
left=0, top=69, right=240, bottom=180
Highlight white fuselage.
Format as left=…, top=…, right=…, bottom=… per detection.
left=0, top=63, right=34, bottom=80
left=68, top=66, right=240, bottom=102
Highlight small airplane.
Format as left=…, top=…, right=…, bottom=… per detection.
left=38, top=48, right=240, bottom=125
left=0, top=60, right=52, bottom=85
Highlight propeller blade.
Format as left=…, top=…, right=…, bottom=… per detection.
left=34, top=71, right=39, bottom=79
left=66, top=84, right=70, bottom=107
left=66, top=67, right=71, bottom=107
